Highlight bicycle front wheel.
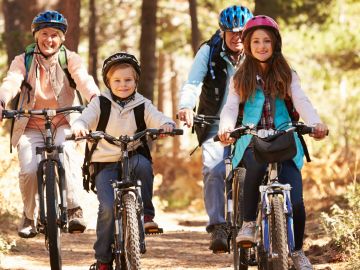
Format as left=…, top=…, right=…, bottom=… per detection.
left=269, top=195, right=288, bottom=270
left=122, top=193, right=141, bottom=270
left=232, top=168, right=248, bottom=270
left=45, top=161, right=62, bottom=270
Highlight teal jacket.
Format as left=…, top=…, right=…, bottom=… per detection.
left=232, top=88, right=305, bottom=170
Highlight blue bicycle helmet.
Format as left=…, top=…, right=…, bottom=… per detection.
left=31, top=10, right=68, bottom=34
left=102, top=52, right=141, bottom=89
left=218, top=5, right=253, bottom=32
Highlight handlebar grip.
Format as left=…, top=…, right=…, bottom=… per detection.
left=213, top=135, right=220, bottom=142
left=298, top=126, right=313, bottom=135
left=65, top=134, right=76, bottom=140
left=2, top=110, right=17, bottom=119
left=172, top=129, right=183, bottom=135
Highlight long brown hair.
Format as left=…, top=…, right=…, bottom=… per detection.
left=233, top=28, right=292, bottom=103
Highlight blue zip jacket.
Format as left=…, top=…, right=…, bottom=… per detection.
left=232, top=88, right=305, bottom=170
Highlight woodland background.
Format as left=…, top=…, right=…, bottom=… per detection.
left=0, top=0, right=359, bottom=269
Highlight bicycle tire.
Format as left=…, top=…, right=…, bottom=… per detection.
left=45, top=161, right=62, bottom=270
left=232, top=168, right=248, bottom=270
left=269, top=195, right=288, bottom=270
left=122, top=193, right=141, bottom=270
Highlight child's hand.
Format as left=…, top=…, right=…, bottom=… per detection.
left=159, top=123, right=174, bottom=138
left=218, top=127, right=235, bottom=145
left=72, top=127, right=89, bottom=138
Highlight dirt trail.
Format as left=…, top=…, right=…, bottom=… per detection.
left=0, top=204, right=346, bottom=270
left=0, top=138, right=347, bottom=270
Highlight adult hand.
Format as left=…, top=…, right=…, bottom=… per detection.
left=177, top=108, right=194, bottom=128
left=310, top=123, right=328, bottom=140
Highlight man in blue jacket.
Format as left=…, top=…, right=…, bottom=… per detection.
left=177, top=5, right=253, bottom=253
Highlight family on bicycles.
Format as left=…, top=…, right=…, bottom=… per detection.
left=0, top=5, right=328, bottom=270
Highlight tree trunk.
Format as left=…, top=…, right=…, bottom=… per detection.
left=88, top=0, right=99, bottom=85
left=2, top=0, right=38, bottom=67
left=157, top=53, right=165, bottom=112
left=188, top=0, right=201, bottom=56
left=138, top=0, right=158, bottom=102
left=57, top=0, right=81, bottom=51
left=170, top=56, right=180, bottom=158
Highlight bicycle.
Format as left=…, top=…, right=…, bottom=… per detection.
left=67, top=128, right=183, bottom=270
left=2, top=105, right=84, bottom=270
left=215, top=122, right=319, bottom=270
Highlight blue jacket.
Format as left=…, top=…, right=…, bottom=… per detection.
left=232, top=88, right=305, bottom=170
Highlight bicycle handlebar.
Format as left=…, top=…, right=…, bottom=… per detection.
left=65, top=128, right=184, bottom=143
left=2, top=106, right=85, bottom=119
left=213, top=122, right=322, bottom=142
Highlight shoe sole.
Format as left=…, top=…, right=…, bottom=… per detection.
left=209, top=239, right=229, bottom=254
left=236, top=238, right=256, bottom=248
left=68, top=223, right=86, bottom=233
left=18, top=231, right=37, bottom=238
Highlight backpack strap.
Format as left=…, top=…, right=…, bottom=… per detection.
left=9, top=44, right=37, bottom=153
left=134, top=102, right=152, bottom=162
left=206, top=29, right=222, bottom=80
left=284, top=94, right=311, bottom=162
left=58, top=45, right=84, bottom=105
left=82, top=96, right=111, bottom=192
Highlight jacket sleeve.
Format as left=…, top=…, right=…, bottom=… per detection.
left=178, top=44, right=210, bottom=110
left=290, top=71, right=322, bottom=125
left=66, top=50, right=100, bottom=102
left=71, top=96, right=101, bottom=132
left=143, top=99, right=175, bottom=128
left=220, top=78, right=239, bottom=130
left=0, top=54, right=26, bottom=106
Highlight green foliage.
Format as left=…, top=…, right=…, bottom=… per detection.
left=280, top=0, right=360, bottom=158
left=321, top=182, right=360, bottom=268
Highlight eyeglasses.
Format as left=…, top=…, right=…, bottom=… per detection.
left=228, top=31, right=242, bottom=36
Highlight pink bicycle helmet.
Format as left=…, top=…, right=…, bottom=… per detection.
left=241, top=15, right=280, bottom=41
left=242, top=15, right=282, bottom=53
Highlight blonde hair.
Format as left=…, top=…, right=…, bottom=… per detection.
left=106, top=63, right=139, bottom=83
left=34, top=28, right=65, bottom=43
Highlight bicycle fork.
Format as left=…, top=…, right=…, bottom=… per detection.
left=258, top=163, right=295, bottom=259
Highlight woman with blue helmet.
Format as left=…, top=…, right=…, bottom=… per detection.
left=0, top=10, right=100, bottom=238
left=177, top=5, right=253, bottom=254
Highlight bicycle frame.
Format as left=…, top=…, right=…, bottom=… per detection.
left=112, top=136, right=146, bottom=267
left=69, top=128, right=183, bottom=269
left=37, top=114, right=68, bottom=234
left=2, top=106, right=83, bottom=270
left=215, top=122, right=316, bottom=269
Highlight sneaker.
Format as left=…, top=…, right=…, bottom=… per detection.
left=209, top=223, right=229, bottom=253
left=89, top=261, right=113, bottom=270
left=144, top=215, right=158, bottom=230
left=18, top=212, right=37, bottom=238
left=291, top=249, right=313, bottom=270
left=68, top=206, right=86, bottom=233
left=236, top=221, right=256, bottom=244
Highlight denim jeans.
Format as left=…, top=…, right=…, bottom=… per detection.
left=93, top=154, right=154, bottom=263
left=242, top=147, right=306, bottom=250
left=201, top=133, right=231, bottom=232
